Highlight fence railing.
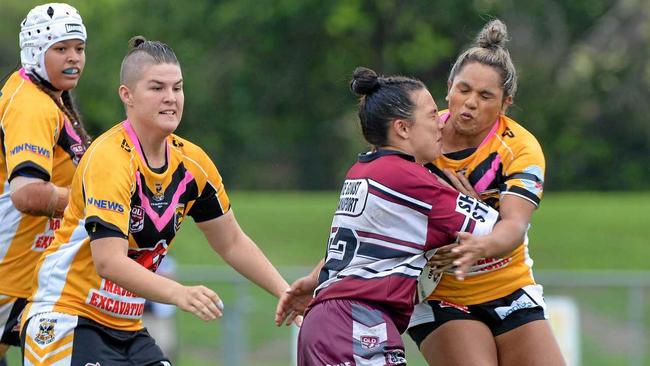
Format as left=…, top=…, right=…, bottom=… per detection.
left=174, top=266, right=649, bottom=366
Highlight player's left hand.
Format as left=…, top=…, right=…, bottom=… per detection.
left=274, top=275, right=316, bottom=327
left=451, top=232, right=489, bottom=281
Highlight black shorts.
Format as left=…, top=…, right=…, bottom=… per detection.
left=408, top=285, right=548, bottom=348
left=22, top=312, right=171, bottom=366
left=0, top=295, right=27, bottom=347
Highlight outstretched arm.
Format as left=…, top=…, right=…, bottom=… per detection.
left=275, top=259, right=324, bottom=327
left=197, top=210, right=289, bottom=299
left=91, top=237, right=223, bottom=321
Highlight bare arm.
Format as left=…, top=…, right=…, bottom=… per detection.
left=91, top=237, right=223, bottom=321
left=10, top=176, right=69, bottom=217
left=452, top=194, right=535, bottom=279
left=196, top=210, right=289, bottom=299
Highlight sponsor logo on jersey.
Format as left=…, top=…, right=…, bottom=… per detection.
left=129, top=205, right=144, bottom=233
left=455, top=193, right=491, bottom=223
left=439, top=300, right=470, bottom=313
left=10, top=143, right=50, bottom=158
left=32, top=218, right=61, bottom=251
left=34, top=318, right=57, bottom=345
left=171, top=138, right=184, bottom=147
left=387, top=350, right=407, bottom=365
left=120, top=139, right=132, bottom=152
left=494, top=293, right=538, bottom=320
left=174, top=203, right=185, bottom=232
left=335, top=179, right=368, bottom=217
left=502, top=127, right=515, bottom=138
left=87, top=197, right=125, bottom=213
left=65, top=23, right=84, bottom=34
left=128, top=239, right=168, bottom=272
left=360, top=335, right=379, bottom=349
left=87, top=279, right=145, bottom=319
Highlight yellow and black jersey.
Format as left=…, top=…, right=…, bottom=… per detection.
left=426, top=110, right=545, bottom=305
left=0, top=69, right=86, bottom=298
left=25, top=120, right=230, bottom=331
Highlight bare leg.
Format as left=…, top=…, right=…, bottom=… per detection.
left=496, top=320, right=566, bottom=366
left=419, top=320, right=498, bottom=366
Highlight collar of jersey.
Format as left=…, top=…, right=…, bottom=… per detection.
left=358, top=149, right=415, bottom=163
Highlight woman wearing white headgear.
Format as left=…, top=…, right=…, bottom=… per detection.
left=0, top=3, right=90, bottom=357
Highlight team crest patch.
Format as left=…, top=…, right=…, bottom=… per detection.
left=153, top=183, right=165, bottom=202
left=34, top=318, right=57, bottom=345
left=129, top=205, right=144, bottom=233
left=360, top=335, right=379, bottom=350
left=174, top=204, right=185, bottom=232
left=70, top=143, right=85, bottom=164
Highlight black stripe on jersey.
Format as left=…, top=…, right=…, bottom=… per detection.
left=443, top=147, right=477, bottom=160
left=367, top=185, right=430, bottom=214
left=505, top=172, right=542, bottom=182
left=187, top=182, right=227, bottom=222
left=139, top=163, right=199, bottom=215
left=467, top=152, right=502, bottom=188
left=56, top=125, right=84, bottom=164
left=357, top=242, right=415, bottom=259
left=423, top=163, right=453, bottom=186
left=9, top=161, right=50, bottom=182
left=85, top=216, right=128, bottom=240
left=506, top=186, right=541, bottom=206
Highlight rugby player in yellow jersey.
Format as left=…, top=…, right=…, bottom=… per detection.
left=407, top=20, right=566, bottom=366
left=21, top=36, right=290, bottom=365
left=0, top=3, right=91, bottom=358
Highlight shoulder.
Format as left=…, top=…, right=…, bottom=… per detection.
left=366, top=155, right=448, bottom=195
left=495, top=115, right=544, bottom=160
left=169, top=134, right=219, bottom=178
left=1, top=77, right=59, bottom=123
left=81, top=124, right=133, bottom=168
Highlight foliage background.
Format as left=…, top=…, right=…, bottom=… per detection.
left=2, top=0, right=648, bottom=191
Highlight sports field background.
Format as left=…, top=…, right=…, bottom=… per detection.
left=7, top=191, right=648, bottom=365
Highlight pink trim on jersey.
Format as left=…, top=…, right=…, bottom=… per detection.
left=135, top=170, right=194, bottom=232
left=122, top=120, right=170, bottom=167
left=473, top=155, right=502, bottom=193
left=478, top=118, right=500, bottom=148
left=355, top=230, right=424, bottom=250
left=63, top=118, right=82, bottom=145
left=18, top=68, right=29, bottom=81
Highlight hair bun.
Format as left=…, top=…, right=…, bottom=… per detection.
left=350, top=67, right=380, bottom=96
left=476, top=19, right=508, bottom=50
left=128, top=35, right=147, bottom=49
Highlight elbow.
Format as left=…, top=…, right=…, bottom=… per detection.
left=93, top=257, right=116, bottom=280
left=10, top=182, right=54, bottom=216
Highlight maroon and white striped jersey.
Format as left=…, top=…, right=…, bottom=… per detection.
left=312, top=150, right=498, bottom=332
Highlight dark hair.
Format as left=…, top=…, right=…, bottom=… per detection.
left=27, top=73, right=91, bottom=148
left=350, top=67, right=426, bottom=147
left=119, top=36, right=179, bottom=85
left=448, top=19, right=517, bottom=98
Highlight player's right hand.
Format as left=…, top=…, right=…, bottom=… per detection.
left=174, top=285, right=223, bottom=321
left=274, top=275, right=316, bottom=327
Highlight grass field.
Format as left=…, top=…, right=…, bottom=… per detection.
left=6, top=191, right=649, bottom=365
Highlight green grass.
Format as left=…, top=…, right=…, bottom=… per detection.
left=6, top=191, right=649, bottom=365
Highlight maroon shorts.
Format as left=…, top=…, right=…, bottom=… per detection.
left=298, top=299, right=407, bottom=366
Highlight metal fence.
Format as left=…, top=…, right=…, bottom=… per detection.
left=170, top=266, right=649, bottom=366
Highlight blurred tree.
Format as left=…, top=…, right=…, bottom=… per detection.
left=1, top=0, right=647, bottom=190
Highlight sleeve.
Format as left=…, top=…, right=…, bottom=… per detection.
left=82, top=149, right=133, bottom=238
left=501, top=135, right=546, bottom=207
left=186, top=148, right=231, bottom=222
left=2, top=103, right=59, bottom=182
